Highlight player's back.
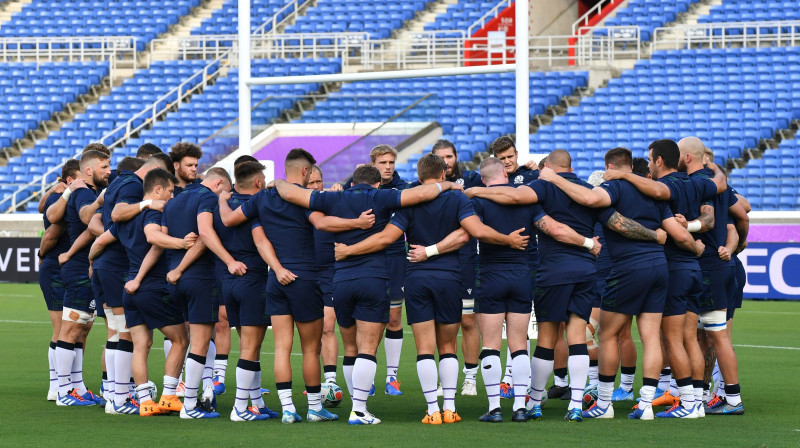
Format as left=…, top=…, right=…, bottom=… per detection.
left=63, top=186, right=98, bottom=271
left=116, top=209, right=168, bottom=289
left=691, top=169, right=737, bottom=271
left=162, top=182, right=216, bottom=278
left=42, top=193, right=71, bottom=262
left=471, top=195, right=535, bottom=270
left=213, top=192, right=268, bottom=279
left=96, top=170, right=140, bottom=271
left=659, top=171, right=716, bottom=267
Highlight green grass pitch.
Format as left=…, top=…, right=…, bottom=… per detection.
left=2, top=283, right=800, bottom=447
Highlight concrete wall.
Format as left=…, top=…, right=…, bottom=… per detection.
left=530, top=0, right=579, bottom=36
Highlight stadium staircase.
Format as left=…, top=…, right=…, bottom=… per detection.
left=147, top=0, right=231, bottom=61
left=0, top=0, right=32, bottom=25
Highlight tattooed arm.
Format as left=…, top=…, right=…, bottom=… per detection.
left=534, top=214, right=602, bottom=257
left=605, top=211, right=666, bottom=243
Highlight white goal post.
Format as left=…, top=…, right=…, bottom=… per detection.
left=236, top=0, right=531, bottom=158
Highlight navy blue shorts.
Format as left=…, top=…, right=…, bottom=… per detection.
left=333, top=278, right=390, bottom=328
left=222, top=276, right=270, bottom=327
left=405, top=273, right=462, bottom=325
left=62, top=268, right=95, bottom=314
left=602, top=264, right=668, bottom=316
left=169, top=278, right=219, bottom=324
left=475, top=269, right=532, bottom=314
left=91, top=268, right=105, bottom=311
left=729, top=258, right=746, bottom=320
left=266, top=275, right=323, bottom=323
left=96, top=305, right=106, bottom=318
left=318, top=266, right=334, bottom=308
left=39, top=259, right=64, bottom=311
left=665, top=268, right=702, bottom=317
left=528, top=268, right=537, bottom=294
left=123, top=287, right=185, bottom=330
left=699, top=266, right=735, bottom=313
left=533, top=280, right=594, bottom=323
left=387, top=254, right=407, bottom=306
left=594, top=270, right=610, bottom=309
left=460, top=262, right=478, bottom=300
left=94, top=268, right=127, bottom=308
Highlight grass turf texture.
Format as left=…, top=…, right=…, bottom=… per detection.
left=2, top=282, right=800, bottom=447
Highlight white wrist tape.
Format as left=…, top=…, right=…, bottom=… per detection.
left=425, top=244, right=439, bottom=258
left=435, top=182, right=442, bottom=193
left=139, top=199, right=152, bottom=211
left=61, top=188, right=72, bottom=201
left=687, top=221, right=701, bottom=232
left=582, top=237, right=594, bottom=250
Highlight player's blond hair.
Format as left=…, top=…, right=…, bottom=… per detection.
left=370, top=144, right=397, bottom=163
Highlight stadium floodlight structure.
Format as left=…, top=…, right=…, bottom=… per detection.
left=237, top=0, right=530, bottom=158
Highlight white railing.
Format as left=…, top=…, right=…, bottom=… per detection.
left=466, top=0, right=513, bottom=36
left=2, top=52, right=230, bottom=213
left=652, top=21, right=800, bottom=54
left=252, top=0, right=313, bottom=36
left=572, top=0, right=624, bottom=34
left=0, top=36, right=137, bottom=81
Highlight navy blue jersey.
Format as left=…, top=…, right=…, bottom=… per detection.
left=113, top=209, right=167, bottom=290
left=390, top=190, right=475, bottom=277
left=471, top=188, right=543, bottom=272
left=94, top=170, right=142, bottom=271
left=529, top=173, right=597, bottom=286
left=173, top=178, right=201, bottom=196
left=213, top=192, right=268, bottom=279
left=241, top=186, right=316, bottom=278
left=42, top=193, right=70, bottom=262
left=162, top=182, right=217, bottom=279
left=62, top=186, right=98, bottom=271
left=309, top=184, right=402, bottom=281
left=314, top=228, right=336, bottom=268
left=597, top=179, right=671, bottom=269
left=692, top=169, right=738, bottom=271
left=593, top=222, right=612, bottom=277
left=658, top=171, right=717, bottom=268
left=509, top=165, right=539, bottom=186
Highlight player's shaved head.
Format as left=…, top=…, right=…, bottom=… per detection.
left=234, top=154, right=259, bottom=166
left=479, top=157, right=505, bottom=184
left=546, top=149, right=572, bottom=170
left=80, top=149, right=109, bottom=170
left=285, top=148, right=316, bottom=171
left=678, top=136, right=705, bottom=159
left=234, top=161, right=265, bottom=189
left=143, top=153, right=173, bottom=173
left=83, top=142, right=110, bottom=157
left=352, top=165, right=381, bottom=185
left=604, top=147, right=632, bottom=170
left=118, top=156, right=145, bottom=172
left=205, top=167, right=231, bottom=184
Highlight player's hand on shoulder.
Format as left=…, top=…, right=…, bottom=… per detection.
left=539, top=167, right=556, bottom=181
left=508, top=227, right=529, bottom=250
left=96, top=189, right=106, bottom=206
left=590, top=236, right=602, bottom=257
left=656, top=228, right=667, bottom=245
left=464, top=187, right=477, bottom=198
left=334, top=242, right=350, bottom=261
left=69, top=179, right=87, bottom=191
left=227, top=260, right=247, bottom=276
left=524, top=160, right=538, bottom=170
left=444, top=181, right=463, bottom=191
left=603, top=169, right=624, bottom=181
left=166, top=269, right=182, bottom=285
left=219, top=191, right=233, bottom=202
left=275, top=267, right=298, bottom=285
left=150, top=199, right=166, bottom=212
left=329, top=183, right=344, bottom=192
left=52, top=182, right=68, bottom=195
left=124, top=279, right=140, bottom=295
left=58, top=253, right=70, bottom=265
left=183, top=232, right=198, bottom=249
left=673, top=214, right=688, bottom=228
left=717, top=245, right=730, bottom=261
left=407, top=244, right=427, bottom=263
left=357, top=209, right=375, bottom=229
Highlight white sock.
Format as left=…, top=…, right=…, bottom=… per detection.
left=307, top=387, right=323, bottom=412
left=203, top=341, right=216, bottom=391
left=323, top=368, right=337, bottom=384
left=528, top=347, right=554, bottom=408
left=620, top=367, right=635, bottom=392
left=114, top=339, right=134, bottom=406
left=235, top=359, right=258, bottom=412
left=250, top=368, right=265, bottom=408
left=694, top=383, right=704, bottom=404
left=588, top=362, right=599, bottom=387
left=711, top=359, right=723, bottom=396
left=277, top=383, right=295, bottom=413
left=106, top=341, right=117, bottom=397
left=417, top=355, right=439, bottom=414
left=55, top=341, right=76, bottom=396
left=463, top=364, right=478, bottom=383
left=502, top=347, right=513, bottom=384
left=163, top=375, right=179, bottom=397
left=342, top=356, right=355, bottom=397
left=677, top=381, right=695, bottom=409
left=70, top=343, right=87, bottom=395
left=511, top=350, right=531, bottom=411
left=658, top=368, right=671, bottom=391
left=724, top=384, right=742, bottom=406
left=554, top=372, right=569, bottom=388
left=48, top=343, right=57, bottom=393
left=183, top=354, right=206, bottom=410
left=163, top=337, right=172, bottom=360
left=597, top=376, right=615, bottom=409
left=439, top=354, right=458, bottom=412
left=567, top=346, right=590, bottom=411
left=640, top=381, right=657, bottom=408
left=352, top=355, right=377, bottom=413
left=480, top=350, right=502, bottom=411
left=135, top=383, right=152, bottom=403
left=669, top=377, right=679, bottom=396
left=214, top=356, right=228, bottom=383
left=384, top=329, right=403, bottom=383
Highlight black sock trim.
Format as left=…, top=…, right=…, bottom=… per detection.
left=56, top=340, right=74, bottom=350
left=417, top=354, right=435, bottom=362
left=306, top=384, right=321, bottom=394
left=102, top=372, right=108, bottom=380
left=276, top=381, right=292, bottom=391
left=385, top=329, right=403, bottom=339
left=479, top=349, right=500, bottom=360
left=589, top=359, right=598, bottom=367
left=187, top=353, right=206, bottom=365
left=357, top=353, right=377, bottom=363
left=621, top=366, right=636, bottom=375
left=74, top=342, right=84, bottom=350
left=511, top=350, right=528, bottom=359
left=215, top=354, right=229, bottom=361
left=237, top=358, right=260, bottom=371
left=533, top=346, right=555, bottom=360
left=464, top=362, right=479, bottom=369
left=692, top=380, right=705, bottom=389
left=116, top=339, right=134, bottom=353
left=554, top=367, right=568, bottom=378
left=342, top=356, right=356, bottom=366
left=568, top=344, right=588, bottom=356
left=439, top=353, right=457, bottom=361
left=106, top=341, right=118, bottom=350
left=661, top=368, right=671, bottom=375
left=599, top=374, right=616, bottom=383
left=724, top=384, right=740, bottom=395
left=676, top=377, right=692, bottom=388
left=323, top=365, right=337, bottom=373
left=49, top=341, right=56, bottom=350
left=703, top=383, right=710, bottom=392
left=643, top=377, right=659, bottom=388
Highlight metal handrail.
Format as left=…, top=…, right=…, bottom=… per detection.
left=466, top=0, right=513, bottom=36
left=252, top=0, right=313, bottom=36
left=572, top=0, right=621, bottom=34
left=652, top=20, right=800, bottom=54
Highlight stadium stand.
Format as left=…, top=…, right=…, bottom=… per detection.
left=423, top=0, right=504, bottom=32
left=730, top=138, right=800, bottom=211
left=282, top=0, right=429, bottom=39
left=0, top=0, right=200, bottom=51
left=698, top=0, right=800, bottom=28
left=190, top=0, right=293, bottom=35
left=595, top=0, right=697, bottom=40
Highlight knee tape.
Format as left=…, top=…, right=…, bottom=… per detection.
left=461, top=299, right=475, bottom=315
left=113, top=313, right=130, bottom=333
left=699, top=310, right=727, bottom=332
left=62, top=307, right=92, bottom=325
left=108, top=333, right=120, bottom=343
left=390, top=297, right=404, bottom=308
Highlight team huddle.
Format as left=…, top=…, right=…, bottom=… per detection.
left=36, top=135, right=749, bottom=424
